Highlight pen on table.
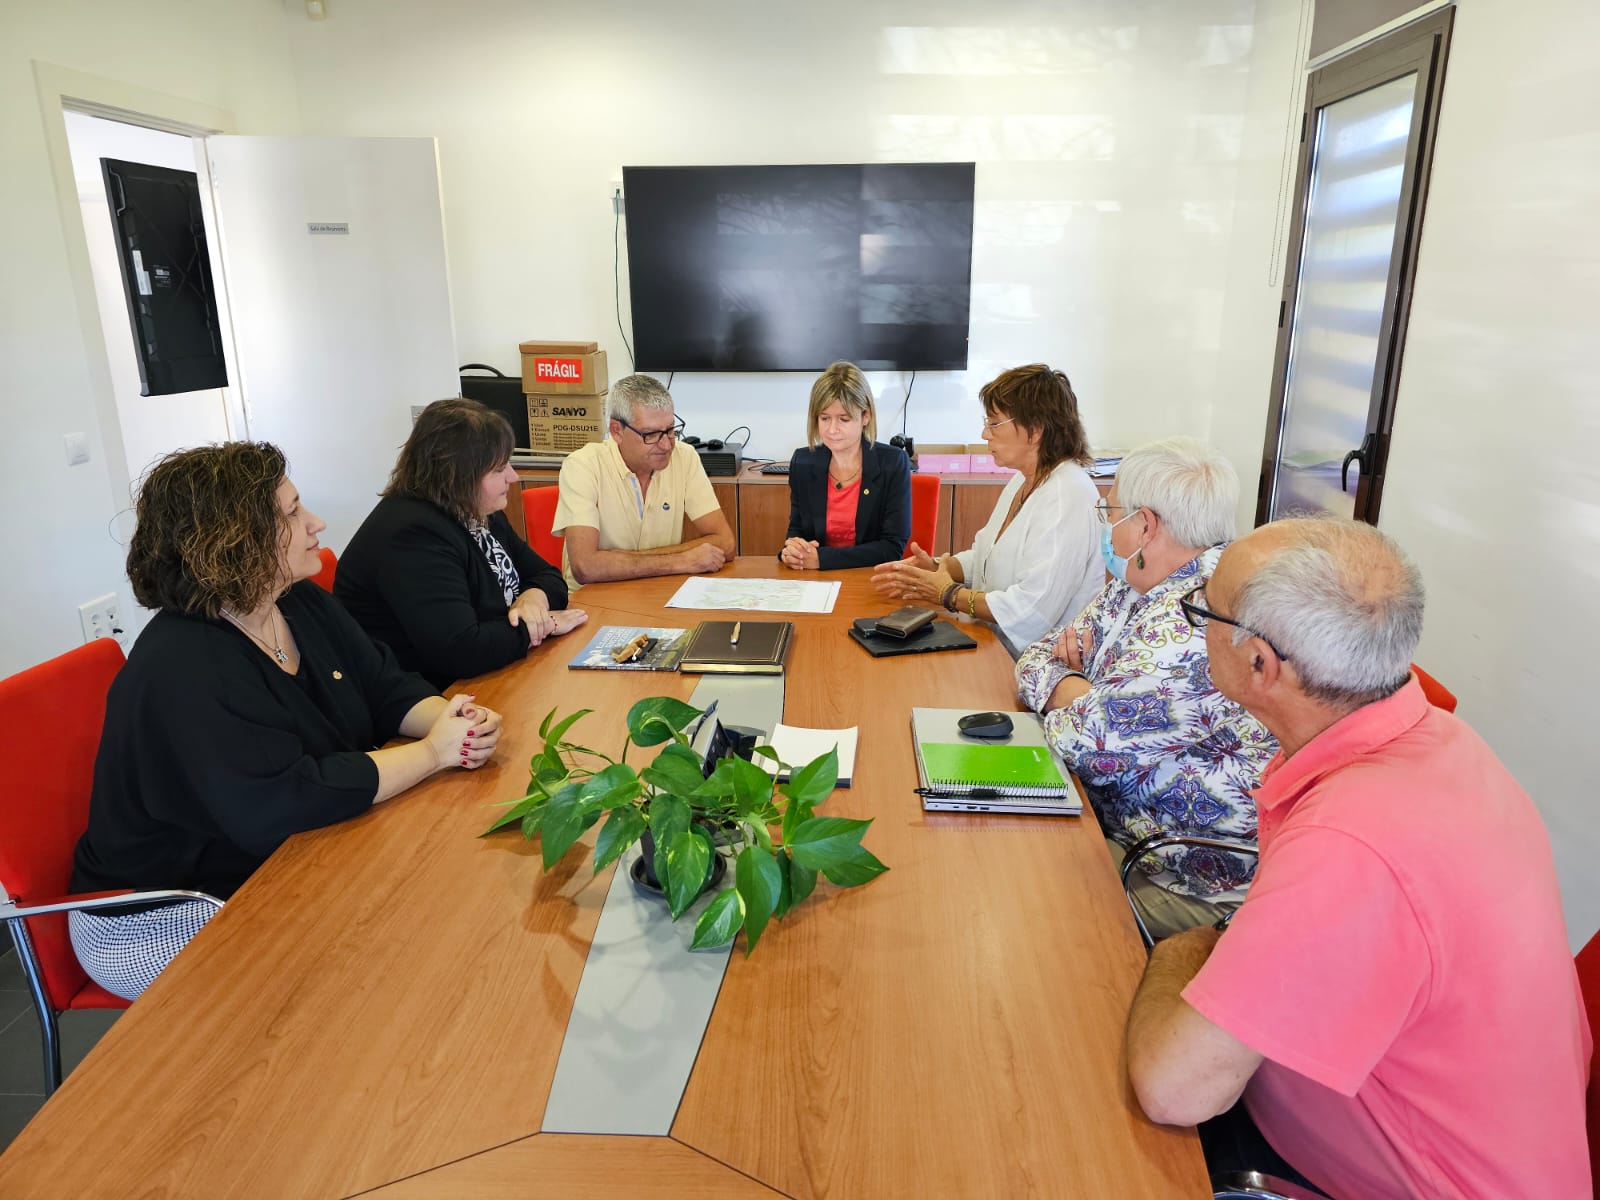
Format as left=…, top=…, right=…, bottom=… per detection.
left=730, top=621, right=741, bottom=645
left=915, top=787, right=1002, bottom=799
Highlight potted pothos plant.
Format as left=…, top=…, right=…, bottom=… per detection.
left=484, top=697, right=887, bottom=952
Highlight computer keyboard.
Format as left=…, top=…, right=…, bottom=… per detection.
left=759, top=462, right=790, bottom=476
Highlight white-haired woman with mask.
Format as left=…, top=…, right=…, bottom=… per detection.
left=1014, top=437, right=1278, bottom=939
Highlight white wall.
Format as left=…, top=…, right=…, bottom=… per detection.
left=281, top=0, right=1297, bottom=465
left=62, top=112, right=234, bottom=489
left=0, top=1, right=300, bottom=676
left=1367, top=0, right=1600, bottom=945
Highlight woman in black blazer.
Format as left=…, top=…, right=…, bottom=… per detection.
left=781, top=362, right=912, bottom=570
left=336, top=399, right=586, bottom=689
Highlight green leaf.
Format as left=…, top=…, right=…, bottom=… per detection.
left=539, top=780, right=591, bottom=869
left=820, top=844, right=889, bottom=888
left=781, top=795, right=813, bottom=847
left=639, top=741, right=707, bottom=795
left=664, top=827, right=712, bottom=920
left=482, top=792, right=544, bottom=836
left=649, top=793, right=691, bottom=881
left=521, top=809, right=545, bottom=839
left=690, top=888, right=745, bottom=949
left=783, top=747, right=839, bottom=810
left=693, top=757, right=741, bottom=802
left=749, top=744, right=781, bottom=763
left=627, top=697, right=702, bottom=746
left=786, top=815, right=871, bottom=871
left=772, top=849, right=795, bottom=920
left=529, top=748, right=568, bottom=788
left=537, top=706, right=556, bottom=739
left=734, top=845, right=783, bottom=953
left=593, top=805, right=647, bottom=871
left=543, top=708, right=594, bottom=752
left=579, top=762, right=642, bottom=810
left=727, top=756, right=776, bottom=815
left=786, top=852, right=817, bottom=908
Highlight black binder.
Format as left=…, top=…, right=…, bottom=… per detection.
left=848, top=618, right=978, bottom=658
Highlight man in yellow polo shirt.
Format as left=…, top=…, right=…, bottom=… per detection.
left=553, top=374, right=737, bottom=589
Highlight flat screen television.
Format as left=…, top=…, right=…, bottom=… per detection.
left=622, top=163, right=974, bottom=372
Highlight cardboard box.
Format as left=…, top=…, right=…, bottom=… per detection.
left=967, top=453, right=1016, bottom=475
left=520, top=347, right=608, bottom=395
left=518, top=339, right=598, bottom=355
left=527, top=391, right=607, bottom=452
left=915, top=453, right=973, bottom=474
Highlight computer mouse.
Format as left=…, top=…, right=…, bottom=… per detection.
left=957, top=711, right=1014, bottom=739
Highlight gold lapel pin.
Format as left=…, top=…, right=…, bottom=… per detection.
left=332, top=670, right=343, bottom=680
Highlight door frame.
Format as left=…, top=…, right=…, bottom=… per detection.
left=32, top=61, right=241, bottom=533
left=1254, top=8, right=1454, bottom=526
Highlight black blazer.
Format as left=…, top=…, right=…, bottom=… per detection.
left=785, top=439, right=911, bottom=569
left=71, top=582, right=436, bottom=901
left=335, top=495, right=568, bottom=690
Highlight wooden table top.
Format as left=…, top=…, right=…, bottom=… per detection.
left=0, top=560, right=1207, bottom=1199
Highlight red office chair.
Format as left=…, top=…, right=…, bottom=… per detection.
left=0, top=640, right=223, bottom=1094
left=1576, top=929, right=1600, bottom=1191
left=521, top=484, right=565, bottom=566
left=1412, top=663, right=1456, bottom=713
left=905, top=473, right=941, bottom=558
left=308, top=546, right=339, bottom=593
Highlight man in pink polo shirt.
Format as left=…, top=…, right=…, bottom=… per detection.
left=1124, top=517, right=1591, bottom=1199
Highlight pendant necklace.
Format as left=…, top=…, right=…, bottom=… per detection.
left=222, top=606, right=289, bottom=666
left=830, top=464, right=862, bottom=491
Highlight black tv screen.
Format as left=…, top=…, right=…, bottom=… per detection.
left=622, top=163, right=974, bottom=372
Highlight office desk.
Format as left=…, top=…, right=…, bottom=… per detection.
left=0, top=561, right=1207, bottom=1199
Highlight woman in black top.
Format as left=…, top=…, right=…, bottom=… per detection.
left=336, top=398, right=586, bottom=689
left=71, top=442, right=502, bottom=999
left=780, top=362, right=911, bottom=570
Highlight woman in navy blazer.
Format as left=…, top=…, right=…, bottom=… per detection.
left=336, top=399, right=585, bottom=689
left=780, top=362, right=911, bottom=570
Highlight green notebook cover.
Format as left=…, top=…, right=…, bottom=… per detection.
left=919, top=742, right=1070, bottom=791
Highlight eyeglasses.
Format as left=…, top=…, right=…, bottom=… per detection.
left=981, top=414, right=1017, bottom=433
left=1093, top=502, right=1128, bottom=526
left=1179, top=583, right=1292, bottom=662
left=615, top=416, right=685, bottom=446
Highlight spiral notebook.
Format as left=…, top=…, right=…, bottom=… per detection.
left=910, top=708, right=1080, bottom=816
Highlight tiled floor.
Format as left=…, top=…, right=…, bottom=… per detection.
left=0, top=944, right=121, bottom=1150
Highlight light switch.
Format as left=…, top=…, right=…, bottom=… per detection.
left=64, top=433, right=90, bottom=466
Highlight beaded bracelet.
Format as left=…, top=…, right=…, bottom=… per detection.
left=968, top=588, right=980, bottom=617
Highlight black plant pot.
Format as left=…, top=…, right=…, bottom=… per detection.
left=633, top=826, right=727, bottom=900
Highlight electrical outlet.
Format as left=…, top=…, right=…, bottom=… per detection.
left=79, top=593, right=127, bottom=650
left=610, top=180, right=624, bottom=215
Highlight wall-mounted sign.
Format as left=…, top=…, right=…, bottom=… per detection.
left=307, top=222, right=350, bottom=235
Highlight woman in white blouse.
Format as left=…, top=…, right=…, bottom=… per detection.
left=872, top=363, right=1102, bottom=651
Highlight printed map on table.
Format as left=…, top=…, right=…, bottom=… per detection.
left=664, top=577, right=841, bottom=614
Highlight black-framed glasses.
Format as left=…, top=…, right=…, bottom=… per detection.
left=1179, top=584, right=1292, bottom=662
left=615, top=415, right=685, bottom=446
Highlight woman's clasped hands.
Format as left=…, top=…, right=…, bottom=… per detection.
left=426, top=693, right=504, bottom=771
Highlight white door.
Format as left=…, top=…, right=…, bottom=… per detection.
left=203, top=136, right=458, bottom=552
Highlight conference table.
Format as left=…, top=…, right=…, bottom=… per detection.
left=0, top=560, right=1208, bottom=1198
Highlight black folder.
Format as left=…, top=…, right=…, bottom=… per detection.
left=848, top=618, right=978, bottom=658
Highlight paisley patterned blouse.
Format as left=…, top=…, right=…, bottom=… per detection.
left=1013, top=544, right=1277, bottom=898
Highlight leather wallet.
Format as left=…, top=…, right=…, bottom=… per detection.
left=873, top=606, right=938, bottom=639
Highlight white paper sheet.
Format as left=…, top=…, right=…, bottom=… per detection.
left=664, top=576, right=841, bottom=614
left=758, top=723, right=858, bottom=787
